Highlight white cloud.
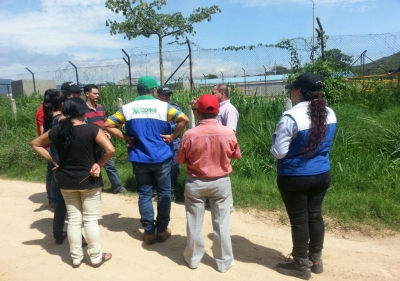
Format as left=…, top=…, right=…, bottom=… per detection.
left=0, top=0, right=130, bottom=56
left=232, top=0, right=376, bottom=7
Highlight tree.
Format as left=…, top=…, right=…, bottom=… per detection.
left=274, top=65, right=290, bottom=75
left=286, top=58, right=351, bottom=104
left=324, top=48, right=353, bottom=70
left=105, top=0, right=221, bottom=85
left=205, top=74, right=218, bottom=79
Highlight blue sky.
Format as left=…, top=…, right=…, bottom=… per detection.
left=0, top=0, right=399, bottom=78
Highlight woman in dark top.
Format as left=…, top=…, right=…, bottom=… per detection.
left=43, top=89, right=68, bottom=244
left=31, top=98, right=115, bottom=267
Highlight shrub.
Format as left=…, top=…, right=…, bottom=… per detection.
left=287, top=59, right=352, bottom=104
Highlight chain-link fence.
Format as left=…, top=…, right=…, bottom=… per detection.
left=1, top=32, right=399, bottom=96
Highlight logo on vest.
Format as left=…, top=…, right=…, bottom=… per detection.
left=132, top=107, right=157, bottom=114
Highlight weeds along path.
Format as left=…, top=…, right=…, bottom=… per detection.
left=0, top=178, right=399, bottom=281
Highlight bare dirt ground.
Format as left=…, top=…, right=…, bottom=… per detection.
left=0, top=178, right=399, bottom=281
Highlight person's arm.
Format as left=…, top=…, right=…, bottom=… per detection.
left=104, top=109, right=134, bottom=144
left=175, top=138, right=187, bottom=165
left=39, top=125, right=44, bottom=135
left=31, top=131, right=58, bottom=167
left=270, top=115, right=298, bottom=159
left=225, top=109, right=239, bottom=132
left=190, top=98, right=200, bottom=120
left=171, top=114, right=189, bottom=139
left=103, top=120, right=132, bottom=141
left=160, top=114, right=189, bottom=144
left=230, top=138, right=242, bottom=160
left=89, top=129, right=115, bottom=177
left=36, top=107, right=45, bottom=136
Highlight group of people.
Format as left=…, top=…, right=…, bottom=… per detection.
left=31, top=73, right=336, bottom=280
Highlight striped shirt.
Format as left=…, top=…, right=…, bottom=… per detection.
left=85, top=103, right=106, bottom=128
left=176, top=119, right=241, bottom=178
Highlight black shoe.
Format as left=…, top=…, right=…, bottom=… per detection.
left=276, top=256, right=312, bottom=280
left=310, top=258, right=323, bottom=273
left=55, top=231, right=67, bottom=245
left=49, top=203, right=56, bottom=212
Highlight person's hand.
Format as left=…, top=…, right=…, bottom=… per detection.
left=104, top=131, right=111, bottom=139
left=190, top=97, right=198, bottom=109
left=51, top=163, right=59, bottom=172
left=90, top=163, right=101, bottom=177
left=50, top=156, right=59, bottom=171
left=160, top=134, right=173, bottom=144
left=123, top=134, right=135, bottom=148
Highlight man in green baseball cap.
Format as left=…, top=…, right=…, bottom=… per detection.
left=137, top=76, right=159, bottom=93
left=104, top=76, right=189, bottom=245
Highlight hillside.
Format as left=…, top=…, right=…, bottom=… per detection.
left=352, top=51, right=400, bottom=76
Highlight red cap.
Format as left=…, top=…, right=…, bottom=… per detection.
left=198, top=94, right=219, bottom=114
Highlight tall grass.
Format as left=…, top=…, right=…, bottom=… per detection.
left=1, top=86, right=400, bottom=231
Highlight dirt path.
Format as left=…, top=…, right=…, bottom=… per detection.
left=0, top=179, right=399, bottom=281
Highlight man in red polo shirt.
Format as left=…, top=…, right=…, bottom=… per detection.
left=176, top=94, right=241, bottom=273
left=85, top=84, right=126, bottom=194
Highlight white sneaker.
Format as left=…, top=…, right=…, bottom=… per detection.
left=184, top=259, right=198, bottom=270
left=219, top=259, right=235, bottom=273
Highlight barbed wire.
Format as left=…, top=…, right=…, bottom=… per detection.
left=1, top=32, right=399, bottom=87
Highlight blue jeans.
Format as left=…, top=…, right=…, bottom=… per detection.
left=132, top=161, right=172, bottom=234
left=52, top=171, right=67, bottom=239
left=170, top=149, right=180, bottom=187
left=277, top=171, right=331, bottom=260
left=46, top=161, right=57, bottom=204
left=96, top=149, right=124, bottom=192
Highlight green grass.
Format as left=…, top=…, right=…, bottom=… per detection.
left=1, top=86, right=400, bottom=231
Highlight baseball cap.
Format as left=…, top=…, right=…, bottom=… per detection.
left=137, top=76, right=158, bottom=91
left=157, top=86, right=173, bottom=95
left=61, top=82, right=81, bottom=93
left=285, top=73, right=323, bottom=91
left=198, top=94, right=219, bottom=114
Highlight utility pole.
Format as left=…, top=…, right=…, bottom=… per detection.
left=311, top=0, right=315, bottom=61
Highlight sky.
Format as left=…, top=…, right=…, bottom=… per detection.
left=0, top=0, right=399, bottom=80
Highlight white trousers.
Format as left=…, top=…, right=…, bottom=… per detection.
left=61, top=187, right=102, bottom=265
left=184, top=176, right=233, bottom=272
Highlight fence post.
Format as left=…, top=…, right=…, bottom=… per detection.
left=25, top=68, right=36, bottom=94
left=242, top=68, right=246, bottom=95
left=122, top=49, right=132, bottom=88
left=263, top=65, right=267, bottom=96
left=68, top=61, right=79, bottom=86
left=117, top=98, right=123, bottom=109
left=285, top=97, right=292, bottom=110
left=11, top=98, right=17, bottom=118
left=187, top=105, right=196, bottom=129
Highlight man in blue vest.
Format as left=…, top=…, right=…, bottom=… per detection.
left=104, top=76, right=189, bottom=245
